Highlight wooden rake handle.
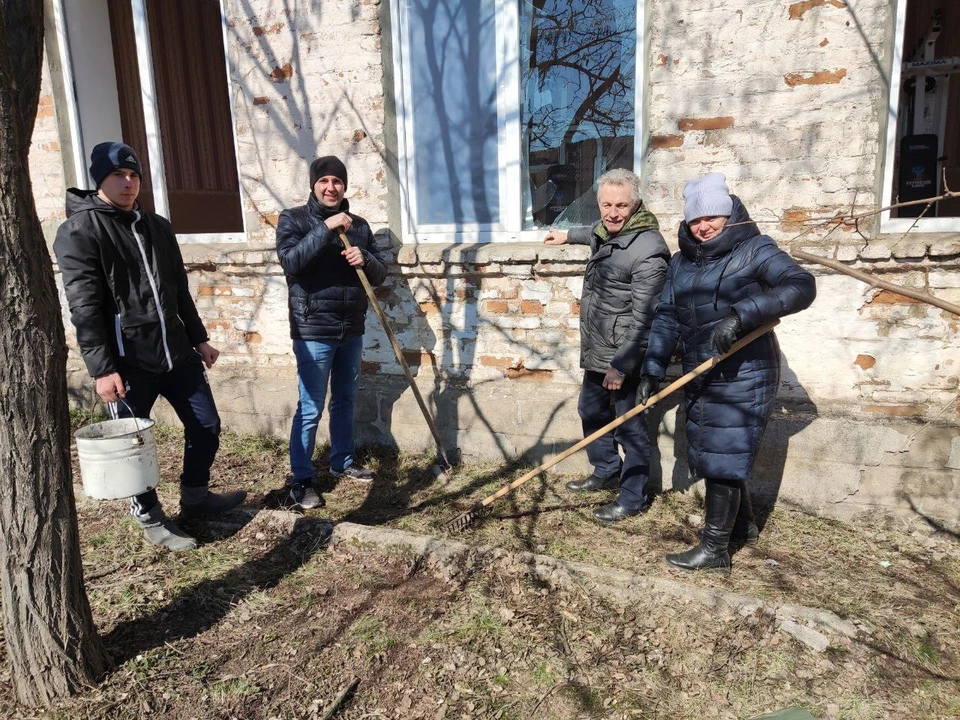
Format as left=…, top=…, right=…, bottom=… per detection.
left=468, top=319, right=781, bottom=512
left=339, top=232, right=453, bottom=469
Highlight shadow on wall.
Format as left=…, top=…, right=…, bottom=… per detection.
left=751, top=355, right=818, bottom=529
left=646, top=350, right=817, bottom=533
left=353, top=254, right=576, bottom=461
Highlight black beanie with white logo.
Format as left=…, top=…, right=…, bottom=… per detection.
left=89, top=142, right=143, bottom=188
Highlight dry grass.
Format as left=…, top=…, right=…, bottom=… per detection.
left=0, top=417, right=955, bottom=719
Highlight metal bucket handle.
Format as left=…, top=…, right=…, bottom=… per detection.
left=118, top=397, right=145, bottom=446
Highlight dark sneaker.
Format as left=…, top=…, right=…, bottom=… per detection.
left=331, top=465, right=375, bottom=483
left=288, top=485, right=324, bottom=510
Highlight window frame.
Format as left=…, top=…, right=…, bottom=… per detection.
left=880, top=0, right=960, bottom=234
left=53, top=0, right=248, bottom=244
left=390, top=0, right=648, bottom=244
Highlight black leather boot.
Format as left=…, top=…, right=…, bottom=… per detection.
left=732, top=479, right=759, bottom=543
left=565, top=472, right=619, bottom=493
left=666, top=481, right=740, bottom=571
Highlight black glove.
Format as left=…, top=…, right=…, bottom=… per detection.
left=710, top=313, right=742, bottom=355
left=636, top=375, right=660, bottom=407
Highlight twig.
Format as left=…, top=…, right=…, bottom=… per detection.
left=321, top=676, right=360, bottom=720
left=791, top=251, right=960, bottom=316
left=895, top=395, right=960, bottom=452
left=84, top=562, right=123, bottom=581
left=734, top=175, right=959, bottom=233
left=893, top=197, right=934, bottom=246
left=809, top=179, right=959, bottom=225
left=530, top=681, right=568, bottom=717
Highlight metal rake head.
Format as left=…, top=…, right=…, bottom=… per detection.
left=444, top=502, right=489, bottom=533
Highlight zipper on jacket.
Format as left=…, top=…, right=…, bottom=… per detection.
left=131, top=211, right=174, bottom=371
left=115, top=315, right=125, bottom=357
left=689, top=244, right=705, bottom=344
left=694, top=395, right=705, bottom=476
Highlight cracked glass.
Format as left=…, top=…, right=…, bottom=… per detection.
left=521, top=0, right=637, bottom=229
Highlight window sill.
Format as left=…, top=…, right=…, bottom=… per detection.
left=396, top=241, right=590, bottom=267
left=879, top=217, right=960, bottom=235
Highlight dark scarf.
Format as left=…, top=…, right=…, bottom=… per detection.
left=306, top=192, right=350, bottom=219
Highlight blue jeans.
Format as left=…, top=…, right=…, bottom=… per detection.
left=289, top=336, right=363, bottom=484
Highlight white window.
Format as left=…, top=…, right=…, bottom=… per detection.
left=53, top=0, right=246, bottom=242
left=391, top=0, right=646, bottom=243
left=881, top=0, right=960, bottom=233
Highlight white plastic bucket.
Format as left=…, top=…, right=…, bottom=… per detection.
left=75, top=418, right=161, bottom=500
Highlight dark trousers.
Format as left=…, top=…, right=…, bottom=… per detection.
left=108, top=356, right=221, bottom=516
left=578, top=370, right=651, bottom=511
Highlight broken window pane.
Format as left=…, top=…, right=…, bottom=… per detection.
left=521, top=0, right=637, bottom=229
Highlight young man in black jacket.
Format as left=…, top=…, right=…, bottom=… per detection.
left=543, top=169, right=669, bottom=524
left=54, top=142, right=245, bottom=551
left=276, top=156, right=388, bottom=509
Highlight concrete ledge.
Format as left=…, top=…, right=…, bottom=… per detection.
left=332, top=522, right=858, bottom=651
left=68, top=358, right=960, bottom=529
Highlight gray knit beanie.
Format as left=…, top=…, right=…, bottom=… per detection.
left=682, top=172, right=733, bottom=223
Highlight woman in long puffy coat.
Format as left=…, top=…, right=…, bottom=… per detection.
left=637, top=173, right=816, bottom=571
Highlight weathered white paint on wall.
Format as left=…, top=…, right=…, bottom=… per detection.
left=642, top=0, right=892, bottom=238
left=30, top=65, right=67, bottom=237
left=220, top=0, right=390, bottom=245
left=33, top=0, right=960, bottom=525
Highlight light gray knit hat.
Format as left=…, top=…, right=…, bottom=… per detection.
left=682, top=172, right=733, bottom=223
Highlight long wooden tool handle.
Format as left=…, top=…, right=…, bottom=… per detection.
left=339, top=232, right=453, bottom=469
left=792, top=249, right=960, bottom=316
left=473, top=319, right=781, bottom=510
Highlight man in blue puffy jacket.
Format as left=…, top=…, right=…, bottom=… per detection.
left=276, top=156, right=388, bottom=510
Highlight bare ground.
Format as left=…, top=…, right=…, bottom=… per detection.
left=0, top=418, right=957, bottom=719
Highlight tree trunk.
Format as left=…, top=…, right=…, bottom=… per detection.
left=0, top=0, right=111, bottom=706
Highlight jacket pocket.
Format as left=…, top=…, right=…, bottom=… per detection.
left=115, top=319, right=167, bottom=372
left=612, top=315, right=631, bottom=346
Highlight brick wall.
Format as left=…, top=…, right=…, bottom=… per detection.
left=29, top=63, right=67, bottom=239
left=222, top=0, right=390, bottom=243
left=34, top=0, right=960, bottom=523
left=161, top=237, right=960, bottom=424
left=643, top=0, right=891, bottom=237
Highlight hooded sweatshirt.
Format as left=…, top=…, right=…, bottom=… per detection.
left=53, top=189, right=208, bottom=377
